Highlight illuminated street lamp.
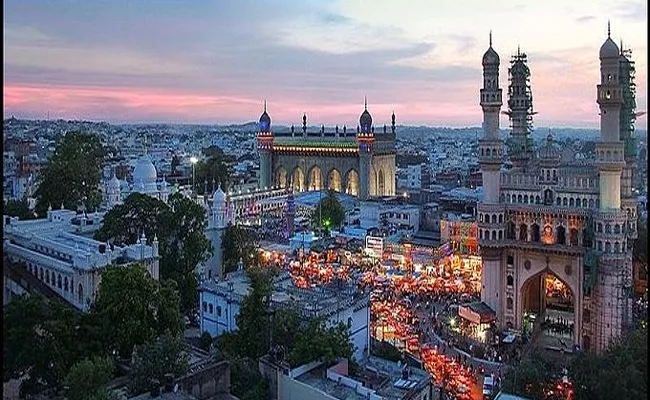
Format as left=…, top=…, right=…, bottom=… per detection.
left=190, top=156, right=198, bottom=193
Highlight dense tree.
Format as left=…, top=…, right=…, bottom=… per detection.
left=501, top=356, right=550, bottom=400
left=3, top=198, right=37, bottom=220
left=311, top=189, right=345, bottom=234
left=35, top=131, right=106, bottom=216
left=91, top=264, right=183, bottom=357
left=229, top=357, right=270, bottom=400
left=570, top=326, right=647, bottom=400
left=95, top=192, right=211, bottom=315
left=222, top=224, right=260, bottom=274
left=129, top=332, right=189, bottom=396
left=64, top=356, right=114, bottom=400
left=634, top=216, right=647, bottom=264
left=194, top=153, right=232, bottom=195
left=234, top=266, right=274, bottom=359
left=289, top=318, right=354, bottom=367
left=3, top=294, right=81, bottom=396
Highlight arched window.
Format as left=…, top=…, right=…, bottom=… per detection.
left=39, top=267, right=44, bottom=280
left=531, top=224, right=541, bottom=242
left=556, top=197, right=561, bottom=205
left=563, top=198, right=568, bottom=206
left=492, top=230, right=497, bottom=240
left=507, top=297, right=513, bottom=310
left=524, top=195, right=529, bottom=204
left=506, top=194, right=511, bottom=203
left=569, top=198, right=575, bottom=207
left=479, top=230, right=483, bottom=240
left=507, top=276, right=514, bottom=286
left=582, top=199, right=587, bottom=208
left=498, top=230, right=503, bottom=240
left=64, top=277, right=69, bottom=292
left=57, top=274, right=62, bottom=289
left=570, top=228, right=579, bottom=246
left=597, top=241, right=603, bottom=251
left=518, top=194, right=523, bottom=203
left=78, top=283, right=84, bottom=303
left=605, top=242, right=611, bottom=253
left=614, top=224, right=620, bottom=234
left=46, top=270, right=50, bottom=284
left=519, top=224, right=528, bottom=241
left=71, top=278, right=74, bottom=295
left=614, top=242, right=620, bottom=253
left=556, top=226, right=566, bottom=245
left=605, top=224, right=611, bottom=234
left=499, top=214, right=503, bottom=224
left=507, top=222, right=516, bottom=239
left=535, top=195, right=541, bottom=204
left=492, top=214, right=497, bottom=224
left=597, top=223, right=603, bottom=233
left=589, top=199, right=594, bottom=208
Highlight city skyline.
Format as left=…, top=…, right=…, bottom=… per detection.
left=3, top=0, right=648, bottom=128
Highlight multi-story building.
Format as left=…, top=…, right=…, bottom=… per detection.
left=199, top=269, right=370, bottom=361
left=3, top=208, right=159, bottom=311
left=477, top=27, right=638, bottom=352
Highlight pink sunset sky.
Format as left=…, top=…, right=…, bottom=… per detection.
left=3, top=0, right=648, bottom=128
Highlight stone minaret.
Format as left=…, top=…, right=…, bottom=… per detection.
left=257, top=101, right=273, bottom=190
left=478, top=32, right=505, bottom=316
left=206, top=185, right=228, bottom=280
left=592, top=23, right=633, bottom=351
left=506, top=46, right=536, bottom=170
left=357, top=98, right=374, bottom=201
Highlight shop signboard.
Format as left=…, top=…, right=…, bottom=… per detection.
left=365, top=236, right=384, bottom=258
left=458, top=304, right=481, bottom=325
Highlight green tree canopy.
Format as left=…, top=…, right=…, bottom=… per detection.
left=222, top=224, right=259, bottom=274
left=90, top=264, right=183, bottom=357
left=128, top=332, right=189, bottom=396
left=233, top=266, right=274, bottom=359
left=311, top=190, right=345, bottom=234
left=64, top=355, right=114, bottom=400
left=35, top=131, right=106, bottom=216
left=194, top=153, right=232, bottom=195
left=3, top=198, right=37, bottom=220
left=3, top=293, right=81, bottom=396
left=95, top=192, right=211, bottom=315
left=570, top=325, right=647, bottom=400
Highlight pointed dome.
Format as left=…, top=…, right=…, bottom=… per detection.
left=539, top=133, right=560, bottom=160
left=108, top=172, right=120, bottom=189
left=212, top=185, right=226, bottom=205
left=600, top=36, right=619, bottom=59
left=259, top=102, right=271, bottom=132
left=482, top=46, right=499, bottom=66
left=359, top=99, right=372, bottom=134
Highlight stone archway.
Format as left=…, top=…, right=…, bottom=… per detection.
left=276, top=167, right=288, bottom=189
left=346, top=169, right=359, bottom=196
left=328, top=169, right=342, bottom=192
left=308, top=166, right=323, bottom=191
left=292, top=167, right=305, bottom=192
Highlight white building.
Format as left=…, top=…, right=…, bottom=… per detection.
left=3, top=208, right=159, bottom=311
left=103, top=153, right=171, bottom=210
left=199, top=269, right=370, bottom=361
left=352, top=201, right=421, bottom=233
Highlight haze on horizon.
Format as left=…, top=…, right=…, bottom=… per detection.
left=3, top=0, right=648, bottom=129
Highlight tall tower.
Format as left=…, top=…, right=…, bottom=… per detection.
left=618, top=42, right=639, bottom=246
left=106, top=170, right=122, bottom=210
left=357, top=98, right=374, bottom=201
left=505, top=47, right=536, bottom=170
left=206, top=185, right=228, bottom=280
left=592, top=23, right=632, bottom=351
left=257, top=102, right=273, bottom=190
left=477, top=32, right=505, bottom=316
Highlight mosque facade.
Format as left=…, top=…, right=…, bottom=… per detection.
left=256, top=102, right=397, bottom=200
left=477, top=26, right=639, bottom=353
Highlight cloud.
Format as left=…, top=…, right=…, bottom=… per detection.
left=617, top=1, right=647, bottom=21
left=576, top=15, right=596, bottom=23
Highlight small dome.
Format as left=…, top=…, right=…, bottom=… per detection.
left=539, top=134, right=561, bottom=160
left=133, top=155, right=157, bottom=186
left=482, top=46, right=500, bottom=66
left=212, top=185, right=226, bottom=205
left=108, top=173, right=120, bottom=189
left=359, top=109, right=372, bottom=133
left=259, top=102, right=271, bottom=132
left=599, top=37, right=619, bottom=59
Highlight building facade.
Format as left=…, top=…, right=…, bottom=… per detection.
left=477, top=28, right=638, bottom=352
left=3, top=208, right=159, bottom=311
left=257, top=102, right=397, bottom=200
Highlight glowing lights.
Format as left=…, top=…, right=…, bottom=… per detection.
left=450, top=317, right=456, bottom=327
left=189, top=156, right=198, bottom=164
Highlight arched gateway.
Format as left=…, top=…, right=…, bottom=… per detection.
left=256, top=102, right=396, bottom=200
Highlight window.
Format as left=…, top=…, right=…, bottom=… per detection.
left=202, top=301, right=207, bottom=312
left=209, top=304, right=213, bottom=314
left=507, top=255, right=514, bottom=265
left=217, top=306, right=222, bottom=317
left=507, top=275, right=514, bottom=286
left=57, top=274, right=62, bottom=289
left=507, top=297, right=513, bottom=310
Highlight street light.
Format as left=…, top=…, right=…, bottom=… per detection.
left=190, top=156, right=198, bottom=193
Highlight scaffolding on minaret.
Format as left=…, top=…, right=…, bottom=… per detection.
left=619, top=45, right=637, bottom=159
left=504, top=48, right=536, bottom=169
